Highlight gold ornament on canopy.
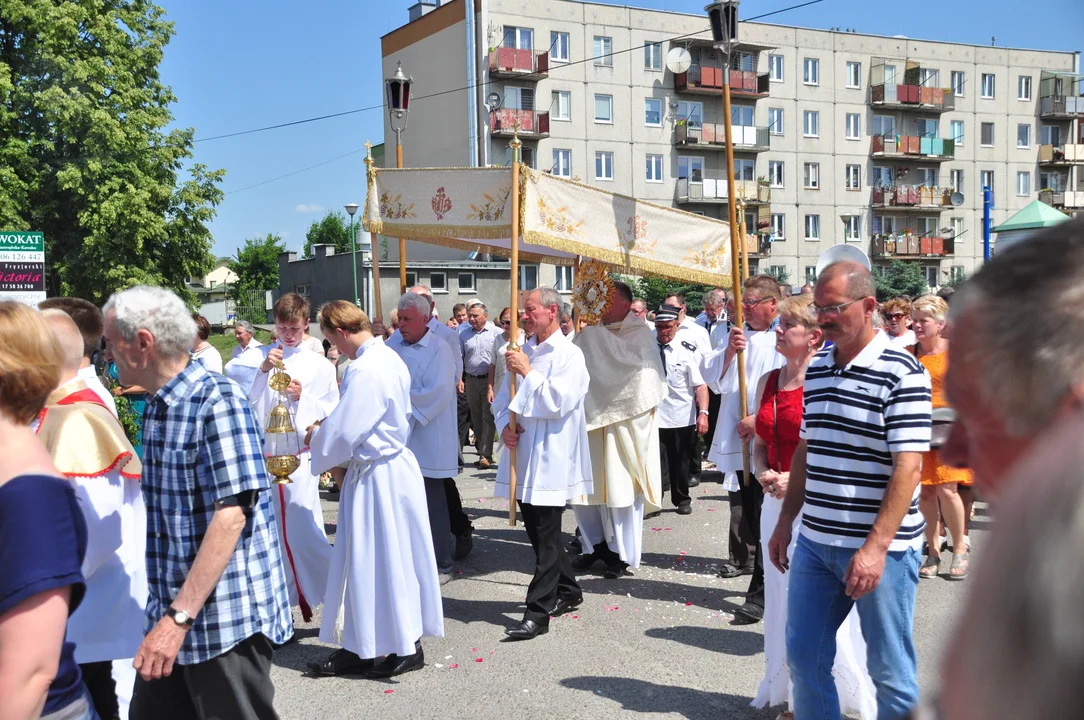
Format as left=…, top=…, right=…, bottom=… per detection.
left=572, top=259, right=614, bottom=326
left=264, top=361, right=300, bottom=484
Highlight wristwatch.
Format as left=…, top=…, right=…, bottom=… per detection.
left=698, top=409, right=709, bottom=416
left=165, top=607, right=195, bottom=627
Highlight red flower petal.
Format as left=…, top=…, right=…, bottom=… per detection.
left=384, top=689, right=395, bottom=694
left=450, top=663, right=459, bottom=668
left=475, top=657, right=485, bottom=663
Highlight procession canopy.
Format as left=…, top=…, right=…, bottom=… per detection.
left=363, top=165, right=733, bottom=287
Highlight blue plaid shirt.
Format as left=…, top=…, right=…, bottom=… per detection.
left=141, top=361, right=292, bottom=664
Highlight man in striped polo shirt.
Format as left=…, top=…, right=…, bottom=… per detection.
left=768, top=261, right=931, bottom=720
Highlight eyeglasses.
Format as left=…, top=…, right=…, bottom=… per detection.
left=884, top=312, right=907, bottom=321
left=741, top=296, right=773, bottom=309
left=499, top=320, right=511, bottom=326
left=811, top=298, right=864, bottom=316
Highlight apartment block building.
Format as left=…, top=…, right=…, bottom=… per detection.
left=382, top=0, right=1081, bottom=289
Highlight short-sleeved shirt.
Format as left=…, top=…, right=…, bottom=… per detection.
left=657, top=336, right=705, bottom=429
left=0, top=475, right=87, bottom=714
left=799, top=330, right=932, bottom=551
left=141, top=362, right=292, bottom=664
left=460, top=322, right=502, bottom=376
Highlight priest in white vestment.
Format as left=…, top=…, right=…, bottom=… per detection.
left=386, top=292, right=460, bottom=581
left=494, top=287, right=592, bottom=641
left=569, top=281, right=665, bottom=578
left=306, top=301, right=443, bottom=678
left=246, top=293, right=338, bottom=622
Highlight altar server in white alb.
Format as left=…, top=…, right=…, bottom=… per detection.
left=37, top=310, right=147, bottom=720
left=246, top=292, right=338, bottom=622
left=306, top=301, right=443, bottom=679
left=494, top=287, right=593, bottom=641
left=570, top=280, right=665, bottom=578
left=386, top=292, right=460, bottom=583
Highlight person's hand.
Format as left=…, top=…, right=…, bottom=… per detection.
left=696, top=412, right=709, bottom=436
left=768, top=521, right=793, bottom=574
left=112, top=385, right=124, bottom=396
left=304, top=422, right=321, bottom=447
left=261, top=347, right=284, bottom=373
left=758, top=469, right=778, bottom=489
left=724, top=326, right=747, bottom=364
left=502, top=423, right=524, bottom=448
left=505, top=349, right=531, bottom=377
left=487, top=386, right=495, bottom=404
left=133, top=615, right=188, bottom=681
left=769, top=472, right=789, bottom=499
left=736, top=414, right=755, bottom=441
left=286, top=379, right=302, bottom=402
left=457, top=380, right=465, bottom=394
left=843, top=542, right=887, bottom=599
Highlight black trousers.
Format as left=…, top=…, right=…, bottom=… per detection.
left=734, top=471, right=765, bottom=608
left=727, top=471, right=758, bottom=571
left=464, top=374, right=495, bottom=461
left=457, top=386, right=471, bottom=449
left=659, top=425, right=697, bottom=508
left=444, top=477, right=472, bottom=536
left=518, top=502, right=581, bottom=624
left=130, top=633, right=278, bottom=720
left=80, top=661, right=120, bottom=720
left=705, top=390, right=722, bottom=455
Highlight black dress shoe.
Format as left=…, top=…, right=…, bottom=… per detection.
left=550, top=595, right=583, bottom=617
left=688, top=475, right=701, bottom=488
left=676, top=504, right=693, bottom=515
left=366, top=644, right=424, bottom=678
left=645, top=510, right=662, bottom=519
left=734, top=602, right=764, bottom=623
left=571, top=552, right=599, bottom=570
left=306, top=649, right=375, bottom=676
left=454, top=529, right=474, bottom=560
left=604, top=561, right=630, bottom=579
left=504, top=618, right=549, bottom=641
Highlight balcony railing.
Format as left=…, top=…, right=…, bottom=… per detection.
left=487, top=48, right=549, bottom=79
left=675, top=176, right=771, bottom=204
left=674, top=67, right=770, bottom=97
left=1039, top=95, right=1084, bottom=119
left=1039, top=188, right=1084, bottom=209
left=870, top=84, right=955, bottom=112
left=871, top=185, right=954, bottom=210
left=870, top=234, right=955, bottom=258
left=1039, top=143, right=1084, bottom=166
left=490, top=110, right=549, bottom=138
left=871, top=134, right=954, bottom=161
left=675, top=123, right=770, bottom=151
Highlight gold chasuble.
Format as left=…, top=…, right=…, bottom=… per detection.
left=35, top=379, right=142, bottom=480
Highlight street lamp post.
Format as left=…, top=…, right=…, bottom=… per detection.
left=840, top=213, right=852, bottom=244
left=345, top=202, right=359, bottom=307
left=386, top=61, right=413, bottom=294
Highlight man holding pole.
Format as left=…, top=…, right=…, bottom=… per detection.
left=493, top=287, right=592, bottom=641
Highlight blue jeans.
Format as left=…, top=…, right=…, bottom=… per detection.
left=786, top=534, right=921, bottom=720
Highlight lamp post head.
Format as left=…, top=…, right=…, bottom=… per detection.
left=705, top=0, right=739, bottom=48
left=385, top=61, right=412, bottom=120
left=345, top=203, right=359, bottom=218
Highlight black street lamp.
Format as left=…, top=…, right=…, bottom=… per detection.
left=385, top=61, right=413, bottom=293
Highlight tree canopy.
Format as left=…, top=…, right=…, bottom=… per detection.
left=623, top=277, right=718, bottom=315
left=302, top=210, right=354, bottom=258
left=0, top=1, right=224, bottom=305
left=875, top=261, right=929, bottom=301
left=229, top=233, right=283, bottom=324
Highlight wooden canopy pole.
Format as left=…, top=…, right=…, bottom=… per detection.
left=363, top=144, right=384, bottom=322
left=507, top=129, right=522, bottom=527
left=396, top=139, right=407, bottom=295
left=737, top=194, right=749, bottom=282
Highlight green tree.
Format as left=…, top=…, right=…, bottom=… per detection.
left=875, top=261, right=928, bottom=301
left=1, top=2, right=226, bottom=305
left=622, top=276, right=717, bottom=315
left=229, top=233, right=284, bottom=323
left=302, top=210, right=353, bottom=258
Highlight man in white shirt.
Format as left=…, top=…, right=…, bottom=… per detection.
left=387, top=293, right=459, bottom=583
left=231, top=319, right=263, bottom=360
left=459, top=302, right=502, bottom=468
left=38, top=297, right=118, bottom=417
left=654, top=304, right=710, bottom=515
left=559, top=302, right=576, bottom=336
left=665, top=293, right=711, bottom=487
left=631, top=298, right=654, bottom=330
left=694, top=288, right=729, bottom=347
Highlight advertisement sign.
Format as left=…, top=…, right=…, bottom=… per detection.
left=0, top=232, right=46, bottom=306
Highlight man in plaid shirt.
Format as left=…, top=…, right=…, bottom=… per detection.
left=103, top=286, right=292, bottom=720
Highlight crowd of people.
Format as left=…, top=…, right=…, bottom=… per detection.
left=2, top=216, right=1083, bottom=720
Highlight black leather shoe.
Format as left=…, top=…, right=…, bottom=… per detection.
left=688, top=475, right=701, bottom=488
left=550, top=595, right=583, bottom=617
left=306, top=649, right=375, bottom=676
left=504, top=619, right=549, bottom=641
left=366, top=645, right=424, bottom=678
left=454, top=529, right=473, bottom=560
left=734, top=602, right=764, bottom=623
left=676, top=504, right=693, bottom=515
left=604, top=561, right=630, bottom=579
left=571, top=552, right=599, bottom=570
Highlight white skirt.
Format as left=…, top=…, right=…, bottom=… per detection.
left=320, top=450, right=445, bottom=659
left=752, top=495, right=878, bottom=718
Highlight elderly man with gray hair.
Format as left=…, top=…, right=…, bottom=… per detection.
left=460, top=301, right=501, bottom=468
left=103, top=286, right=291, bottom=720
left=231, top=319, right=262, bottom=360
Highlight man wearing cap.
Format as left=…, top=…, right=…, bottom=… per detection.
left=654, top=304, right=710, bottom=515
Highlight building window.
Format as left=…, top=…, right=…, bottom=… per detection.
left=872, top=115, right=895, bottom=137
left=551, top=90, right=570, bottom=121
left=771, top=213, right=786, bottom=240
left=873, top=166, right=893, bottom=186
left=919, top=68, right=939, bottom=87
left=550, top=31, right=569, bottom=62
left=768, top=107, right=784, bottom=135
left=1017, top=171, right=1031, bottom=196
left=805, top=266, right=816, bottom=284
left=457, top=272, right=476, bottom=293
left=503, top=26, right=534, bottom=50
left=731, top=104, right=754, bottom=127
left=924, top=266, right=940, bottom=288
left=803, top=110, right=819, bottom=137
left=733, top=158, right=754, bottom=181
left=645, top=154, right=663, bottom=182
left=593, top=36, right=613, bottom=66
left=951, top=70, right=965, bottom=97
left=1042, top=124, right=1062, bottom=146
left=645, top=98, right=662, bottom=126
left=553, top=149, right=571, bottom=177
left=884, top=64, right=898, bottom=85
left=1017, top=123, right=1031, bottom=148
left=845, top=164, right=861, bottom=190
left=769, top=54, right=784, bottom=82
left=804, top=214, right=820, bottom=241
left=844, top=215, right=861, bottom=241
left=845, top=113, right=860, bottom=140
left=645, top=41, right=662, bottom=70
left=594, top=94, right=613, bottom=123
left=916, top=118, right=938, bottom=139
left=1041, top=171, right=1063, bottom=191
left=1018, top=75, right=1032, bottom=101
left=595, top=151, right=614, bottom=181
left=803, top=57, right=819, bottom=85
left=872, top=215, right=895, bottom=235
left=981, top=169, right=994, bottom=191
left=803, top=162, right=820, bottom=189
left=768, top=160, right=784, bottom=187
left=950, top=120, right=964, bottom=146
left=846, top=61, right=861, bottom=89
left=675, top=100, right=703, bottom=127
left=951, top=169, right=964, bottom=192
left=678, top=156, right=703, bottom=179
left=981, top=73, right=995, bottom=99
left=951, top=218, right=965, bottom=238
left=519, top=265, right=538, bottom=290
left=294, top=284, right=310, bottom=297
left=981, top=122, right=994, bottom=147
left=430, top=271, right=447, bottom=292
left=554, top=266, right=574, bottom=292
left=919, top=168, right=937, bottom=187
left=512, top=145, right=535, bottom=169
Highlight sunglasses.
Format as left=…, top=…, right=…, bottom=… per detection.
left=884, top=312, right=907, bottom=321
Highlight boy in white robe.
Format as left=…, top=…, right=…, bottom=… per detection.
left=306, top=301, right=443, bottom=678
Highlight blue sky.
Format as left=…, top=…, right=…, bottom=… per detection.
left=158, top=0, right=1083, bottom=258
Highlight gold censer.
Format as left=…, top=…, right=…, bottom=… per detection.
left=265, top=361, right=300, bottom=484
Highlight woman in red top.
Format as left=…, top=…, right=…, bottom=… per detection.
left=751, top=296, right=876, bottom=720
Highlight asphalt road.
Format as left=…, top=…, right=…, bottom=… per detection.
left=271, top=449, right=981, bottom=719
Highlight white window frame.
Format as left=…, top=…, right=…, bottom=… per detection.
left=803, top=57, right=820, bottom=86
left=980, top=170, right=994, bottom=191
left=594, top=94, right=613, bottom=124
left=593, top=36, right=613, bottom=66
left=950, top=120, right=964, bottom=146
left=645, top=41, right=662, bottom=71
left=872, top=114, right=895, bottom=137
left=951, top=218, right=965, bottom=238
left=919, top=68, right=939, bottom=87
left=873, top=166, right=894, bottom=187
left=734, top=158, right=755, bottom=182
left=981, top=122, right=995, bottom=148
left=503, top=26, right=534, bottom=50
left=1018, top=75, right=1032, bottom=101
left=678, top=155, right=704, bottom=180
left=805, top=266, right=816, bottom=284
left=804, top=214, right=820, bottom=241
left=644, top=98, right=663, bottom=127
left=919, top=168, right=937, bottom=187
left=771, top=213, right=786, bottom=240
left=768, top=160, right=784, bottom=188
left=845, top=164, right=861, bottom=190
left=550, top=31, right=569, bottom=62
left=405, top=271, right=418, bottom=288
left=430, top=271, right=448, bottom=293
left=951, top=70, right=965, bottom=97
left=519, top=264, right=539, bottom=290
left=551, top=90, right=571, bottom=121
left=552, top=149, right=571, bottom=177
left=951, top=169, right=964, bottom=192
left=554, top=266, right=574, bottom=293
left=845, top=113, right=861, bottom=140
left=844, top=215, right=861, bottom=241
left=645, top=154, right=664, bottom=183
left=1017, top=123, right=1031, bottom=148
left=1017, top=171, right=1031, bottom=196
left=924, top=265, right=940, bottom=289
left=768, top=54, right=784, bottom=82
left=846, top=61, right=861, bottom=89
left=803, top=110, right=819, bottom=138
left=981, top=73, right=995, bottom=99
left=675, top=100, right=703, bottom=128
left=803, top=162, right=820, bottom=189
left=595, top=151, right=614, bottom=181
left=457, top=272, right=476, bottom=293
left=768, top=107, right=784, bottom=135
left=1042, top=124, right=1062, bottom=146
left=504, top=85, right=535, bottom=112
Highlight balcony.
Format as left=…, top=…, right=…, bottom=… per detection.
left=870, top=234, right=955, bottom=258
left=1039, top=189, right=1084, bottom=210
left=674, top=67, right=770, bottom=98
left=871, top=134, right=954, bottom=162
left=1039, top=71, right=1084, bottom=119
left=675, top=123, right=770, bottom=152
left=675, top=176, right=771, bottom=205
left=1038, top=143, right=1084, bottom=166
left=871, top=185, right=953, bottom=211
left=742, top=234, right=774, bottom=257
left=870, top=84, right=955, bottom=112
left=490, top=110, right=549, bottom=138
left=487, top=48, right=549, bottom=79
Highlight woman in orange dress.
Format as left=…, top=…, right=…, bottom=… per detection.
left=910, top=295, right=971, bottom=580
